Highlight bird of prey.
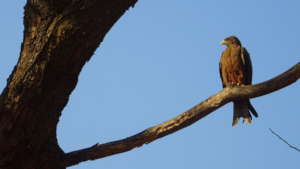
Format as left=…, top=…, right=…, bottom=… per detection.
left=219, top=36, right=258, bottom=126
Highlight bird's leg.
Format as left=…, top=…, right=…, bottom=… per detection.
left=227, top=82, right=236, bottom=88
left=236, top=83, right=246, bottom=86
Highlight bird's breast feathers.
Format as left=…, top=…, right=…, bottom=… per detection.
left=221, top=47, right=246, bottom=85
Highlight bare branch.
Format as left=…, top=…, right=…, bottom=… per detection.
left=269, top=128, right=300, bottom=152
left=64, top=62, right=300, bottom=167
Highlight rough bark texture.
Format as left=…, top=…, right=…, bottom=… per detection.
left=0, top=0, right=137, bottom=169
left=0, top=0, right=299, bottom=169
left=64, top=62, right=300, bottom=166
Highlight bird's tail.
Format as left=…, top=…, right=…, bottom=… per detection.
left=232, top=100, right=258, bottom=126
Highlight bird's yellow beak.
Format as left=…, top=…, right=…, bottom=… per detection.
left=220, top=40, right=227, bottom=45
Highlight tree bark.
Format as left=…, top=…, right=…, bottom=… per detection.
left=0, top=1, right=299, bottom=169
left=0, top=0, right=137, bottom=169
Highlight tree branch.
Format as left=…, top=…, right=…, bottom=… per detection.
left=269, top=128, right=300, bottom=152
left=64, top=62, right=300, bottom=167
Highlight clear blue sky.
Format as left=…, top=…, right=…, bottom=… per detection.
left=1, top=1, right=299, bottom=169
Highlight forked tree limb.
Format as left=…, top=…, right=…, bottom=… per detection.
left=64, top=62, right=300, bottom=167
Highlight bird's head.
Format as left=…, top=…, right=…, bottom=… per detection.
left=220, top=36, right=241, bottom=47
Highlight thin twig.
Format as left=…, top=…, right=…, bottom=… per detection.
left=269, top=128, right=300, bottom=152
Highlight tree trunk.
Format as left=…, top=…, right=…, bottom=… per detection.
left=0, top=0, right=137, bottom=168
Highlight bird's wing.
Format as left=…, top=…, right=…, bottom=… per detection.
left=219, top=52, right=225, bottom=88
left=240, top=47, right=253, bottom=84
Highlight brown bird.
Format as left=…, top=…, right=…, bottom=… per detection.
left=219, top=36, right=258, bottom=126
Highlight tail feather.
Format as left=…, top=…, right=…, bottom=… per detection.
left=248, top=101, right=258, bottom=118
left=232, top=100, right=258, bottom=126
